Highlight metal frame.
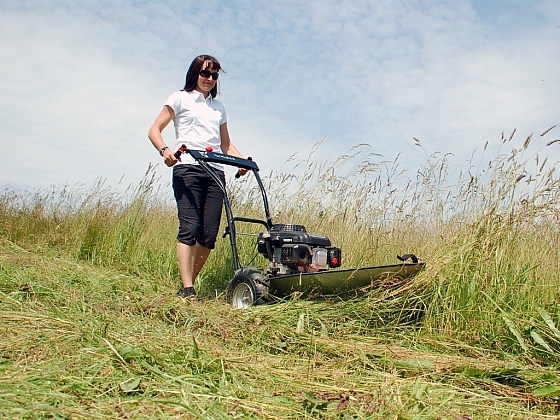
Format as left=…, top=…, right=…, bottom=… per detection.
left=185, top=148, right=273, bottom=271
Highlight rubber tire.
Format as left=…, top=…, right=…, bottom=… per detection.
left=227, top=267, right=269, bottom=309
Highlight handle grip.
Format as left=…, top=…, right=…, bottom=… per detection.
left=174, top=144, right=187, bottom=159
left=235, top=156, right=252, bottom=178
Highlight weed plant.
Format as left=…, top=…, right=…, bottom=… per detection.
left=1, top=127, right=560, bottom=418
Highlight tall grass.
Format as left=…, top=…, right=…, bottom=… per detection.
left=0, top=167, right=179, bottom=284
left=2, top=127, right=560, bottom=418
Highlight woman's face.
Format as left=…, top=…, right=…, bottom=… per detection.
left=195, top=61, right=218, bottom=97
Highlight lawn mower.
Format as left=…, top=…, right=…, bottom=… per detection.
left=175, top=145, right=425, bottom=308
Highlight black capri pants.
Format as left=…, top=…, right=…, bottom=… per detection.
left=172, top=164, right=225, bottom=249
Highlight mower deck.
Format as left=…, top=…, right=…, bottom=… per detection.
left=268, top=262, right=425, bottom=297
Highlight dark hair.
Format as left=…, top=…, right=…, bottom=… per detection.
left=183, top=55, right=222, bottom=99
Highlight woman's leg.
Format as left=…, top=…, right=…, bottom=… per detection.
left=173, top=165, right=224, bottom=294
left=177, top=242, right=211, bottom=288
left=192, top=243, right=211, bottom=280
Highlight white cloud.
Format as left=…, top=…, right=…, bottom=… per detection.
left=0, top=0, right=558, bottom=192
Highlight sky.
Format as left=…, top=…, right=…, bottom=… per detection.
left=1, top=0, right=559, bottom=193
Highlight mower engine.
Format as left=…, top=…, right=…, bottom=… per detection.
left=257, top=224, right=342, bottom=276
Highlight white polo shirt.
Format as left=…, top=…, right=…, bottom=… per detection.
left=165, top=90, right=228, bottom=169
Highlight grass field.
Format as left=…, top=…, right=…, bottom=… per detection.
left=2, top=128, right=560, bottom=418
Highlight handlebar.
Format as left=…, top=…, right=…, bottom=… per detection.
left=174, top=144, right=258, bottom=176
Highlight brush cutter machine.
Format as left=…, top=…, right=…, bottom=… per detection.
left=175, top=145, right=424, bottom=308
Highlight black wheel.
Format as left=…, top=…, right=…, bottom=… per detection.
left=227, top=267, right=269, bottom=309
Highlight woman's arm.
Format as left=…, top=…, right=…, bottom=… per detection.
left=220, top=122, right=242, bottom=157
left=220, top=123, right=247, bottom=176
left=148, top=105, right=178, bottom=167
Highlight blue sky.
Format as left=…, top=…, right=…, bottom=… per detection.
left=1, top=0, right=559, bottom=192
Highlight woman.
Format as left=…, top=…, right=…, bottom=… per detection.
left=148, top=54, right=247, bottom=301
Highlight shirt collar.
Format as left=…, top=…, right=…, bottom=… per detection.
left=187, top=89, right=213, bottom=103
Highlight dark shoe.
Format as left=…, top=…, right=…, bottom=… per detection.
left=177, top=286, right=198, bottom=301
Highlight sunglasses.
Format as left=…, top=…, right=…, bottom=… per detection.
left=199, top=69, right=219, bottom=80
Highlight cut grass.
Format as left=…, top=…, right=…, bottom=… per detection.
left=1, top=241, right=559, bottom=418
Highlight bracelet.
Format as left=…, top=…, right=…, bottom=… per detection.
left=159, top=146, right=169, bottom=156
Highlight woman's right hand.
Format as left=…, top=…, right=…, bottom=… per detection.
left=162, top=147, right=179, bottom=167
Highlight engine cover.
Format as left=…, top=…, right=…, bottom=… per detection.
left=257, top=230, right=331, bottom=255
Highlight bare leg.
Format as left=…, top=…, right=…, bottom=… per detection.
left=177, top=242, right=211, bottom=288
left=192, top=243, right=211, bottom=281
